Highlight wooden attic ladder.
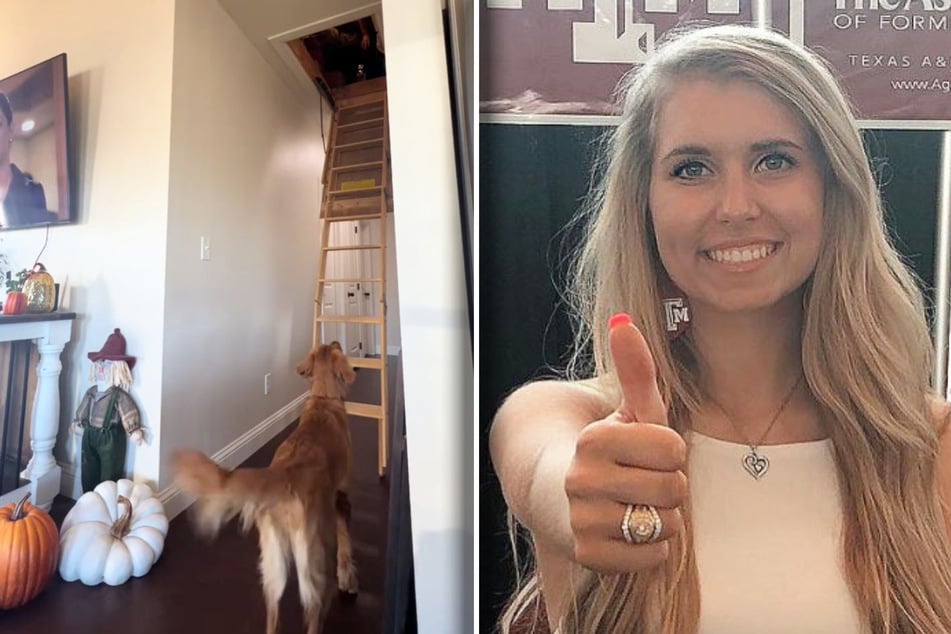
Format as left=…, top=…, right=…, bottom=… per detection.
left=314, top=85, right=392, bottom=477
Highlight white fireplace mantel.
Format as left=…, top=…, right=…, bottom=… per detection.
left=0, top=312, right=75, bottom=511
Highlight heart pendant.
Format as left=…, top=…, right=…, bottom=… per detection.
left=742, top=451, right=769, bottom=480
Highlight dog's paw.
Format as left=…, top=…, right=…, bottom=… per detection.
left=337, top=563, right=359, bottom=597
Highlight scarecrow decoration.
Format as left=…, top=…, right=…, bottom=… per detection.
left=72, top=328, right=145, bottom=493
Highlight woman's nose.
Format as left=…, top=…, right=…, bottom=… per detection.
left=715, top=170, right=760, bottom=223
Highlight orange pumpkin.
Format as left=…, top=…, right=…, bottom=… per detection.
left=0, top=493, right=58, bottom=609
left=2, top=292, right=26, bottom=316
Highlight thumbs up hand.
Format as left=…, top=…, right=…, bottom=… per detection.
left=564, top=313, right=687, bottom=573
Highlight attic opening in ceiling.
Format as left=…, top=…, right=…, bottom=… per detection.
left=289, top=13, right=386, bottom=106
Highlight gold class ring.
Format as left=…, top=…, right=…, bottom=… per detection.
left=625, top=504, right=663, bottom=545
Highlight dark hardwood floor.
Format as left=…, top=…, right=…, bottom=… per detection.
left=0, top=359, right=394, bottom=634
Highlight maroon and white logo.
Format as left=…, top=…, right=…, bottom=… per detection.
left=663, top=297, right=690, bottom=333
left=482, top=1, right=951, bottom=125
left=481, top=1, right=769, bottom=116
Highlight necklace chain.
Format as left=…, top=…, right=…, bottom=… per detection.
left=707, top=373, right=803, bottom=452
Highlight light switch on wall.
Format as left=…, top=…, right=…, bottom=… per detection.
left=200, top=236, right=211, bottom=261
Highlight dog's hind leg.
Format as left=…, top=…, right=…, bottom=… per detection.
left=292, top=526, right=332, bottom=634
left=258, top=516, right=288, bottom=634
left=335, top=491, right=359, bottom=596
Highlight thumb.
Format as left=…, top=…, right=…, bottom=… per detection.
left=608, top=313, right=668, bottom=426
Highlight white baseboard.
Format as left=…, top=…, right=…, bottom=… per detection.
left=159, top=392, right=309, bottom=520
left=57, top=392, right=308, bottom=520
left=207, top=393, right=311, bottom=469
left=59, top=462, right=82, bottom=500
left=57, top=394, right=310, bottom=519
left=158, top=392, right=309, bottom=520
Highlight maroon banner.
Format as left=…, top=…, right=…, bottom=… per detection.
left=804, top=2, right=951, bottom=122
left=480, top=1, right=789, bottom=116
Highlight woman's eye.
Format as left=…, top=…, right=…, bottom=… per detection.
left=757, top=153, right=795, bottom=172
left=672, top=161, right=708, bottom=179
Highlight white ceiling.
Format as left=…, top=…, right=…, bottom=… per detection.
left=217, top=0, right=382, bottom=104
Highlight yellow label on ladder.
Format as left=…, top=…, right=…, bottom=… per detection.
left=340, top=179, right=377, bottom=191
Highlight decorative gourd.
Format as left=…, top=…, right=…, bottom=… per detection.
left=0, top=493, right=58, bottom=609
left=59, top=479, right=168, bottom=586
left=2, top=291, right=25, bottom=315
left=22, top=263, right=54, bottom=313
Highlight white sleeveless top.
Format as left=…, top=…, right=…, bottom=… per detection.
left=688, top=431, right=864, bottom=634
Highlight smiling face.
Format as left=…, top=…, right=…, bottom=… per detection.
left=648, top=79, right=825, bottom=316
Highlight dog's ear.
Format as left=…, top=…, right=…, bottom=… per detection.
left=331, top=348, right=357, bottom=386
left=330, top=340, right=343, bottom=353
left=296, top=349, right=317, bottom=378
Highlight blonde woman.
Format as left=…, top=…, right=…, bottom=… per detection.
left=490, top=25, right=951, bottom=634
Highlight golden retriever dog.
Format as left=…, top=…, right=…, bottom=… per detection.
left=173, top=342, right=359, bottom=634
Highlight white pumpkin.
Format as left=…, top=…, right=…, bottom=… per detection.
left=59, top=479, right=168, bottom=586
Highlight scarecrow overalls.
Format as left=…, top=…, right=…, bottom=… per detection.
left=75, top=386, right=141, bottom=492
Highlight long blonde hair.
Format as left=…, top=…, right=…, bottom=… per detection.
left=503, top=24, right=951, bottom=634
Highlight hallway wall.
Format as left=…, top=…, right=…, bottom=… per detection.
left=160, top=0, right=325, bottom=488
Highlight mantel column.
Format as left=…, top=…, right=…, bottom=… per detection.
left=20, top=340, right=65, bottom=509
left=0, top=313, right=74, bottom=511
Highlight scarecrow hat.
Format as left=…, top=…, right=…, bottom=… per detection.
left=88, top=328, right=136, bottom=370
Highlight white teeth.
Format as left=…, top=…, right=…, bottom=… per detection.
left=707, top=243, right=775, bottom=263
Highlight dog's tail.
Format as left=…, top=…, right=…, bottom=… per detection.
left=172, top=449, right=294, bottom=537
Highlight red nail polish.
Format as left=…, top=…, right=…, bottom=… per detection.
left=608, top=312, right=632, bottom=330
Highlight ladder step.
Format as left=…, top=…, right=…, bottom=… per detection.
left=323, top=211, right=384, bottom=222
left=345, top=401, right=384, bottom=419
left=348, top=356, right=384, bottom=369
left=338, top=110, right=385, bottom=126
left=338, top=179, right=378, bottom=191
left=335, top=80, right=388, bottom=108
left=319, top=278, right=384, bottom=283
left=316, top=315, right=384, bottom=324
left=331, top=161, right=384, bottom=172
left=328, top=186, right=383, bottom=196
left=340, top=99, right=385, bottom=111
left=324, top=244, right=382, bottom=252
left=335, top=139, right=384, bottom=151
left=338, top=117, right=384, bottom=131
left=339, top=104, right=384, bottom=117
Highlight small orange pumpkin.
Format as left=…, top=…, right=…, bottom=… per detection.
left=0, top=493, right=58, bottom=609
left=3, top=291, right=26, bottom=316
